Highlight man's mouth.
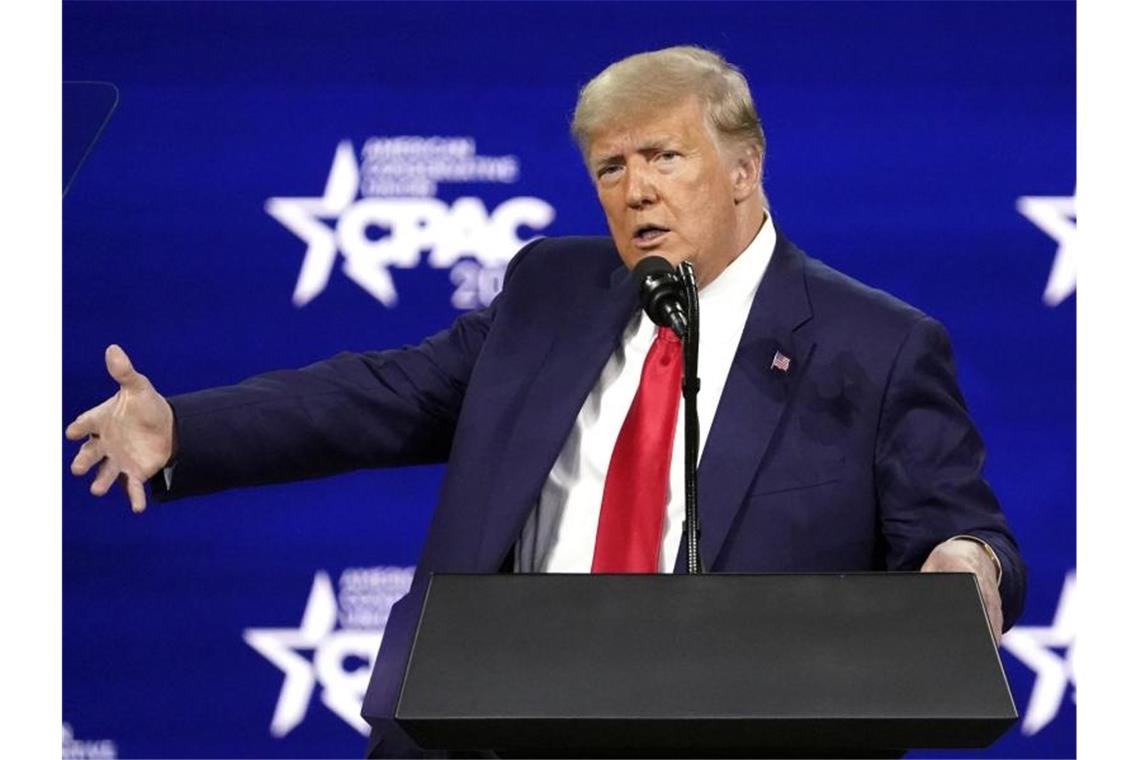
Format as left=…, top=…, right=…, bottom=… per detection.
left=633, top=225, right=670, bottom=247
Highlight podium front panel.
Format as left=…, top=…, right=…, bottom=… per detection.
left=396, top=573, right=1016, bottom=753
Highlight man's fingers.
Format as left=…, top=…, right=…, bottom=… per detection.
left=90, top=459, right=120, bottom=497
left=67, top=394, right=113, bottom=441
left=985, top=598, right=1003, bottom=644
left=125, top=476, right=147, bottom=514
left=922, top=541, right=1004, bottom=643
left=105, top=344, right=148, bottom=391
left=70, top=439, right=104, bottom=476
left=65, top=409, right=96, bottom=440
left=984, top=587, right=1004, bottom=644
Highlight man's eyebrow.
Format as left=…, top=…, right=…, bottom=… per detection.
left=592, top=152, right=624, bottom=168
left=637, top=138, right=673, bottom=153
left=592, top=139, right=677, bottom=168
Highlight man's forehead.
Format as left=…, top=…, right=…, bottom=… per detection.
left=586, top=98, right=710, bottom=161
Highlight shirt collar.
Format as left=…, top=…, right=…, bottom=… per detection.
left=697, top=213, right=776, bottom=325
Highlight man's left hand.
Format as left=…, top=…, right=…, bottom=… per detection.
left=920, top=538, right=1003, bottom=644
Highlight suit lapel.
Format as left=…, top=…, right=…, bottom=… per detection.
left=475, top=264, right=638, bottom=569
left=675, top=233, right=815, bottom=572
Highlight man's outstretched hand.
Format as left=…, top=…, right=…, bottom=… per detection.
left=66, top=345, right=176, bottom=513
left=921, top=537, right=1004, bottom=644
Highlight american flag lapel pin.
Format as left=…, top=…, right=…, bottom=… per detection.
left=771, top=350, right=791, bottom=373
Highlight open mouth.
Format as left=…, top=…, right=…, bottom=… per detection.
left=634, top=224, right=670, bottom=246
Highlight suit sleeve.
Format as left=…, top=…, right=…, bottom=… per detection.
left=874, top=316, right=1027, bottom=628
left=151, top=238, right=543, bottom=501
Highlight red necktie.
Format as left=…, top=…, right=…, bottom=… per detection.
left=592, top=326, right=683, bottom=572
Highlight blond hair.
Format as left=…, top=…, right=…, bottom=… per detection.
left=571, top=46, right=766, bottom=158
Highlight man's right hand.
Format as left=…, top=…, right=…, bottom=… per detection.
left=66, top=344, right=176, bottom=513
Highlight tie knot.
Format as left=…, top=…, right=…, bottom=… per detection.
left=656, top=325, right=681, bottom=344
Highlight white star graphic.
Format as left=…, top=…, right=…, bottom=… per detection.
left=244, top=571, right=338, bottom=737
left=1001, top=571, right=1076, bottom=736
left=243, top=571, right=382, bottom=737
left=265, top=141, right=399, bottom=307
left=1016, top=192, right=1077, bottom=306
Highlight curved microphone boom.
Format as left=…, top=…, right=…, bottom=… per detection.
left=633, top=256, right=688, bottom=338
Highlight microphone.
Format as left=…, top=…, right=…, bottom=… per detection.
left=633, top=256, right=688, bottom=338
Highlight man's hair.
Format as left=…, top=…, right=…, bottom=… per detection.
left=570, top=45, right=766, bottom=159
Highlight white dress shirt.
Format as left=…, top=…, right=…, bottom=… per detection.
left=515, top=216, right=777, bottom=573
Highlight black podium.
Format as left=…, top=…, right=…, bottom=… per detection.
left=395, top=573, right=1015, bottom=756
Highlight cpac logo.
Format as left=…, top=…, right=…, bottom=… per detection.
left=1017, top=191, right=1076, bottom=307
left=62, top=723, right=117, bottom=759
left=244, top=567, right=414, bottom=737
left=266, top=139, right=556, bottom=309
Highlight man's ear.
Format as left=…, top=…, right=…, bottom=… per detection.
left=730, top=143, right=763, bottom=202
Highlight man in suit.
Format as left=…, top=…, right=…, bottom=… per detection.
left=67, top=46, right=1024, bottom=757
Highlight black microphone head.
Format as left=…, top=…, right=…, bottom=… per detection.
left=632, top=255, right=675, bottom=285
left=632, top=256, right=688, bottom=337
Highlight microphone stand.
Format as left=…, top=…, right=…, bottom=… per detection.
left=678, top=262, right=704, bottom=574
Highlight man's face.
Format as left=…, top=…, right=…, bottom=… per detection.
left=587, top=96, right=749, bottom=285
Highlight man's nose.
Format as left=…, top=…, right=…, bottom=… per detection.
left=625, top=165, right=658, bottom=208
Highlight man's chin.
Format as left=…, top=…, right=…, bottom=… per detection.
left=618, top=245, right=687, bottom=272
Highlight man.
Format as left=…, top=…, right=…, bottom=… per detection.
left=67, top=47, right=1025, bottom=757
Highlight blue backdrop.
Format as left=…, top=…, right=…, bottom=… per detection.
left=62, top=2, right=1075, bottom=757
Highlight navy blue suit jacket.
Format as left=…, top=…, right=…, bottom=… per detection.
left=154, top=232, right=1025, bottom=754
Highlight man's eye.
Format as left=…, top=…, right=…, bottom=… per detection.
left=597, top=165, right=621, bottom=179
left=657, top=151, right=680, bottom=162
